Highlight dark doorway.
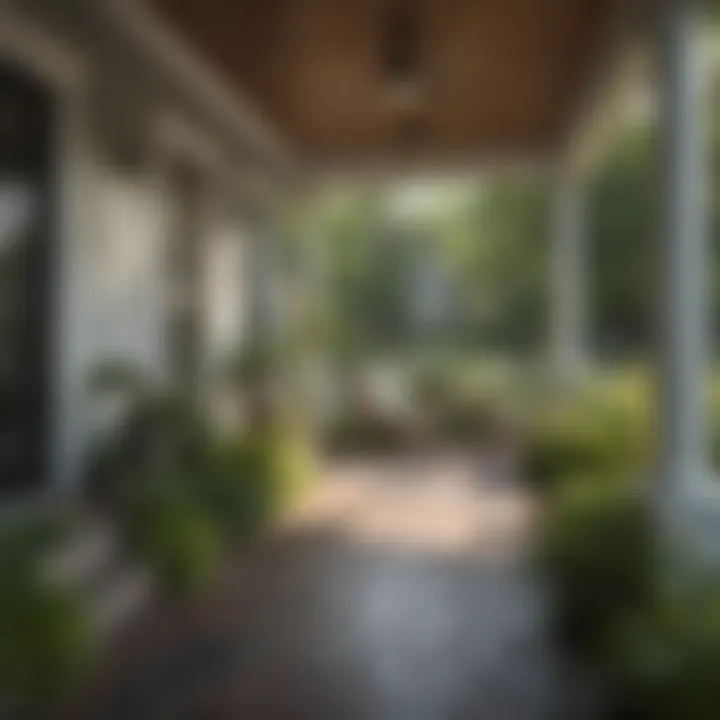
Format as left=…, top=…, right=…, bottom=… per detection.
left=0, top=65, right=54, bottom=495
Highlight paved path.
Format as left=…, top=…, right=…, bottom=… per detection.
left=75, top=453, right=586, bottom=720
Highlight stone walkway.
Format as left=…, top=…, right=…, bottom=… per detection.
left=71, top=453, right=587, bottom=720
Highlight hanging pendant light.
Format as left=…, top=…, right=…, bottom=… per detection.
left=381, top=2, right=425, bottom=110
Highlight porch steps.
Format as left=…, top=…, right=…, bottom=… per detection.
left=42, top=513, right=155, bottom=639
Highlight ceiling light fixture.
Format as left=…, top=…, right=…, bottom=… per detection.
left=381, top=2, right=425, bottom=110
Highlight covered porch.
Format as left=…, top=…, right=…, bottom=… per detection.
left=141, top=0, right=716, bottom=549
left=0, top=0, right=718, bottom=717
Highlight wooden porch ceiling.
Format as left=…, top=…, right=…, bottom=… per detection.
left=148, top=0, right=620, bottom=167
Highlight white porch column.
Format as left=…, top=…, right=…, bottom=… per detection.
left=657, top=0, right=708, bottom=505
left=549, top=175, right=587, bottom=378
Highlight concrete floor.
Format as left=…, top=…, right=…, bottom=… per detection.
left=75, top=454, right=587, bottom=720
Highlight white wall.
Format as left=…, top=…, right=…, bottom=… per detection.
left=1, top=3, right=260, bottom=496
left=94, top=169, right=170, bottom=380
left=54, top=158, right=174, bottom=494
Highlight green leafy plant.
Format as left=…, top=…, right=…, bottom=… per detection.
left=0, top=511, right=68, bottom=583
left=244, top=424, right=315, bottom=515
left=605, top=590, right=720, bottom=720
left=191, top=440, right=274, bottom=540
left=538, top=480, right=652, bottom=658
left=0, top=514, right=93, bottom=714
left=523, top=398, right=647, bottom=493
left=0, top=577, right=93, bottom=714
left=87, top=363, right=211, bottom=500
left=122, top=486, right=221, bottom=597
left=88, top=360, right=316, bottom=599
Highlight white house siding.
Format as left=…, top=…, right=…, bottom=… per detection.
left=0, top=2, right=270, bottom=495
left=54, top=139, right=176, bottom=494
left=94, top=169, right=171, bottom=381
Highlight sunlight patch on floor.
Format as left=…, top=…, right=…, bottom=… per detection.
left=285, top=455, right=534, bottom=557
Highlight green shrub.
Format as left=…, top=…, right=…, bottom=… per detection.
left=524, top=414, right=610, bottom=492
left=184, top=423, right=315, bottom=542
left=605, top=591, right=720, bottom=720
left=241, top=425, right=316, bottom=517
left=0, top=514, right=93, bottom=714
left=87, top=362, right=212, bottom=501
left=539, top=480, right=652, bottom=657
left=122, top=487, right=221, bottom=597
left=0, top=511, right=68, bottom=583
left=523, top=399, right=647, bottom=493
left=87, top=391, right=211, bottom=501
left=0, top=577, right=93, bottom=713
left=191, top=440, right=275, bottom=541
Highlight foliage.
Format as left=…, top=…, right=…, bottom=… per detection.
left=88, top=357, right=317, bottom=597
left=605, top=590, right=720, bottom=720
left=588, top=126, right=658, bottom=355
left=87, top=363, right=210, bottom=501
left=0, top=576, right=93, bottom=713
left=240, top=423, right=316, bottom=514
left=538, top=480, right=652, bottom=657
left=187, top=426, right=316, bottom=541
left=0, top=510, right=68, bottom=584
left=121, top=486, right=221, bottom=597
left=522, top=385, right=650, bottom=493
left=453, top=182, right=551, bottom=349
left=113, top=424, right=316, bottom=595
left=0, top=513, right=93, bottom=714
left=189, top=440, right=272, bottom=541
left=523, top=412, right=617, bottom=492
left=308, top=111, right=718, bottom=359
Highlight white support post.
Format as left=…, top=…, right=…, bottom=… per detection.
left=656, top=0, right=708, bottom=510
left=549, top=175, right=587, bottom=380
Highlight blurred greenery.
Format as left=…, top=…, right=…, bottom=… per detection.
left=87, top=361, right=317, bottom=596
left=606, top=589, right=720, bottom=720
left=0, top=577, right=93, bottom=713
left=0, top=513, right=93, bottom=714
left=539, top=479, right=653, bottom=657
left=121, top=486, right=222, bottom=597
left=309, top=113, right=719, bottom=360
